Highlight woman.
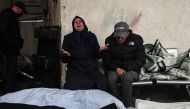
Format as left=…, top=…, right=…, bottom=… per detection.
left=61, top=16, right=108, bottom=91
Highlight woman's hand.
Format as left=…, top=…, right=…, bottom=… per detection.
left=99, top=44, right=109, bottom=52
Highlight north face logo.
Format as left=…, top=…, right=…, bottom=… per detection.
left=116, top=26, right=125, bottom=30
left=129, top=41, right=134, bottom=45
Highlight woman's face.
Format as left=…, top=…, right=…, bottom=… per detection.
left=73, top=18, right=84, bottom=32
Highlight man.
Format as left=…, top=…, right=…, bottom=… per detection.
left=103, top=22, right=146, bottom=108
left=0, top=1, right=27, bottom=92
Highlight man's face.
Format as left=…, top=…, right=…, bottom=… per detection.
left=116, top=32, right=129, bottom=44
left=15, top=7, right=24, bottom=14
left=116, top=36, right=126, bottom=44
left=13, top=5, right=24, bottom=15
left=73, top=18, right=84, bottom=32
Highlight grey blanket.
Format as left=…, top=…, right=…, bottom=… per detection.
left=139, top=39, right=190, bottom=80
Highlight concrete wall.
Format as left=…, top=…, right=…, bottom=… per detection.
left=60, top=0, right=190, bottom=53
left=59, top=0, right=190, bottom=86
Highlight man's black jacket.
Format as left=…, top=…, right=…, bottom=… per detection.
left=0, top=8, right=23, bottom=55
left=103, top=31, right=146, bottom=73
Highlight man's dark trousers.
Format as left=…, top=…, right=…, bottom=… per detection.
left=4, top=55, right=17, bottom=91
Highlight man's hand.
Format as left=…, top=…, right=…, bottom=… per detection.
left=99, top=44, right=109, bottom=52
left=60, top=48, right=71, bottom=56
left=116, top=67, right=126, bottom=77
